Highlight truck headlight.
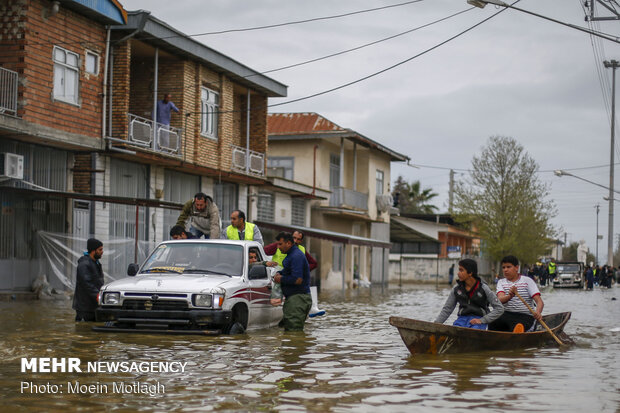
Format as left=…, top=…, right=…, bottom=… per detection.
left=103, top=292, right=120, bottom=305
left=193, top=294, right=213, bottom=308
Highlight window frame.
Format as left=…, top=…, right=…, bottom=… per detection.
left=85, top=50, right=99, bottom=75
left=267, top=156, right=294, bottom=180
left=376, top=169, right=384, bottom=196
left=52, top=46, right=80, bottom=106
left=200, top=86, right=219, bottom=140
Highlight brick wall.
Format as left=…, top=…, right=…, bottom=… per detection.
left=4, top=0, right=107, bottom=138
left=111, top=41, right=130, bottom=138
left=72, top=153, right=91, bottom=193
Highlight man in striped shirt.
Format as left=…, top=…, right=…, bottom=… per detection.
left=488, top=255, right=544, bottom=332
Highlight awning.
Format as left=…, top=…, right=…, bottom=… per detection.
left=255, top=221, right=391, bottom=249
left=390, top=219, right=441, bottom=244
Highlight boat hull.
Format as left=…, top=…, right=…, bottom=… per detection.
left=389, top=312, right=571, bottom=355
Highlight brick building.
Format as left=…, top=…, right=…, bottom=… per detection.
left=0, top=1, right=286, bottom=291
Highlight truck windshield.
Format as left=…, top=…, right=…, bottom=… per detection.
left=558, top=264, right=581, bottom=273
left=141, top=243, right=244, bottom=276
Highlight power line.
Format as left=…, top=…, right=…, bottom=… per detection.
left=269, top=2, right=517, bottom=107
left=250, top=7, right=474, bottom=77
left=190, top=0, right=425, bottom=36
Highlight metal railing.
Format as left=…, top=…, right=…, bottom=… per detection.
left=0, top=67, right=18, bottom=116
left=329, top=186, right=369, bottom=211
left=231, top=144, right=265, bottom=176
left=127, top=113, right=182, bottom=155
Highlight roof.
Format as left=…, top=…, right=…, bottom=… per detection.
left=255, top=221, right=391, bottom=249
left=111, top=11, right=287, bottom=98
left=59, top=0, right=127, bottom=24
left=390, top=219, right=441, bottom=244
left=268, top=113, right=409, bottom=162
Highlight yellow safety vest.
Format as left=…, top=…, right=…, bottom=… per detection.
left=226, top=222, right=255, bottom=241
left=272, top=245, right=305, bottom=267
left=548, top=262, right=556, bottom=275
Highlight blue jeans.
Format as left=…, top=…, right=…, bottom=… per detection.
left=453, top=315, right=487, bottom=330
left=189, top=226, right=209, bottom=239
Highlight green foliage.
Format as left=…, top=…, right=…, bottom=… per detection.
left=453, top=136, right=557, bottom=264
left=391, top=176, right=439, bottom=214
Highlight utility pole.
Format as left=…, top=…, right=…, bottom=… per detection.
left=604, top=59, right=619, bottom=266
left=448, top=169, right=455, bottom=213
left=596, top=203, right=601, bottom=265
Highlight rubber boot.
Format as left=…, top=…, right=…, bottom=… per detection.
left=308, top=286, right=325, bottom=318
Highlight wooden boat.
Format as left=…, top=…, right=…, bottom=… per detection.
left=389, top=312, right=571, bottom=355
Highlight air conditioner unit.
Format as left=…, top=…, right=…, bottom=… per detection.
left=0, top=152, right=24, bottom=179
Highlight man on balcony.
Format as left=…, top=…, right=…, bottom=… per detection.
left=176, top=193, right=221, bottom=239
left=224, top=210, right=264, bottom=245
left=155, top=93, right=179, bottom=150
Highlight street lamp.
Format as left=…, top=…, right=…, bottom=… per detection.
left=554, top=170, right=620, bottom=195
left=467, top=0, right=620, bottom=44
left=555, top=170, right=619, bottom=265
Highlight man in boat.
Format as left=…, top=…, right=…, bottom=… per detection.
left=434, top=259, right=504, bottom=330
left=488, top=255, right=544, bottom=333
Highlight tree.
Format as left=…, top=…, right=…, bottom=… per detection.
left=392, top=175, right=438, bottom=214
left=453, top=136, right=557, bottom=264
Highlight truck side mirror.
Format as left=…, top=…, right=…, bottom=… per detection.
left=248, top=265, right=267, bottom=280
left=127, top=263, right=139, bottom=276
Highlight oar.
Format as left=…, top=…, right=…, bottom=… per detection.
left=513, top=291, right=565, bottom=347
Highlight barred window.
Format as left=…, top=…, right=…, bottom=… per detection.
left=256, top=191, right=275, bottom=223
left=291, top=198, right=306, bottom=226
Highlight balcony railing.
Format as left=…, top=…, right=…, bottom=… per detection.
left=0, top=67, right=18, bottom=117
left=231, top=144, right=265, bottom=176
left=127, top=113, right=182, bottom=155
left=329, top=186, right=368, bottom=211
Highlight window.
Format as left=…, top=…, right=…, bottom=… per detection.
left=256, top=191, right=275, bottom=223
left=267, top=156, right=294, bottom=180
left=53, top=46, right=79, bottom=105
left=291, top=198, right=306, bottom=226
left=329, top=154, right=340, bottom=188
left=332, top=243, right=343, bottom=272
left=214, top=182, right=238, bottom=228
left=200, top=87, right=219, bottom=139
left=85, top=51, right=99, bottom=75
left=376, top=170, right=384, bottom=195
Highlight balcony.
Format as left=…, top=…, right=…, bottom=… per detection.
left=329, top=187, right=368, bottom=211
left=231, top=144, right=265, bottom=176
left=0, top=67, right=18, bottom=117
left=125, top=113, right=182, bottom=156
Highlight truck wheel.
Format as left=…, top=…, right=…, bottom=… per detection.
left=227, top=322, right=245, bottom=335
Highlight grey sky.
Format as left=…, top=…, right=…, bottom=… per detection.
left=119, top=0, right=620, bottom=263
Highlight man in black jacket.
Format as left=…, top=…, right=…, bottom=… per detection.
left=73, top=238, right=104, bottom=322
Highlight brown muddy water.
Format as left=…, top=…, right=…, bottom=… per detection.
left=1, top=284, right=619, bottom=412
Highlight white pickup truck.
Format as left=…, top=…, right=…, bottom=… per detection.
left=94, top=239, right=282, bottom=334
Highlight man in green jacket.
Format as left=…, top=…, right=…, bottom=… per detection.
left=176, top=192, right=221, bottom=239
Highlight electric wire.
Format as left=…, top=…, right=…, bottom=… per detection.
left=268, top=2, right=518, bottom=108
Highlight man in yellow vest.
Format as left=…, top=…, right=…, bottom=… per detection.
left=224, top=210, right=264, bottom=245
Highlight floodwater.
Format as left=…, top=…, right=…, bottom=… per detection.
left=1, top=284, right=619, bottom=412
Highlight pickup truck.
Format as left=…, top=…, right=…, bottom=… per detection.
left=94, top=239, right=282, bottom=334
left=552, top=261, right=584, bottom=289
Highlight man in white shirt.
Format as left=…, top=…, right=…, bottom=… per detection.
left=489, top=255, right=544, bottom=332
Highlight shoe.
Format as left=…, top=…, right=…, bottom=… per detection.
left=512, top=323, right=524, bottom=333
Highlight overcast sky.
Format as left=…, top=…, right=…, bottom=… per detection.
left=120, top=0, right=620, bottom=263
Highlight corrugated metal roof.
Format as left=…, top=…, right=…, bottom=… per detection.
left=268, top=112, right=345, bottom=135
left=60, top=0, right=127, bottom=24
left=267, top=112, right=410, bottom=162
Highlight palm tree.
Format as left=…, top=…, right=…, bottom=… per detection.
left=392, top=176, right=439, bottom=214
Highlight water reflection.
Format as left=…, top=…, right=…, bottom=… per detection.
left=0, top=285, right=619, bottom=411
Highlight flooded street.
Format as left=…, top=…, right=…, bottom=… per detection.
left=1, top=284, right=619, bottom=412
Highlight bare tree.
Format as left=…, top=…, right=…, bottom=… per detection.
left=453, top=136, right=556, bottom=264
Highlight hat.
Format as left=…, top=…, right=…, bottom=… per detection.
left=87, top=238, right=103, bottom=253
